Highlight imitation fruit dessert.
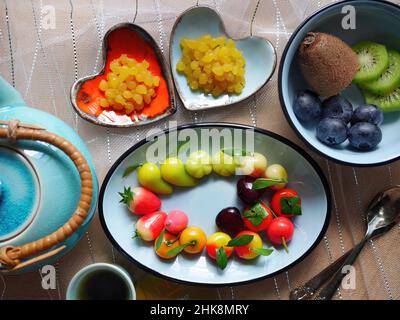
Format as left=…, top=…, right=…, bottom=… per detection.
left=137, top=163, right=174, bottom=195
left=267, top=217, right=294, bottom=253
left=216, top=207, right=244, bottom=237
left=176, top=35, right=246, bottom=97
left=160, top=157, right=198, bottom=187
left=185, top=150, right=213, bottom=179
left=99, top=54, right=160, bottom=114
left=237, top=177, right=264, bottom=205
left=206, top=232, right=234, bottom=270
left=119, top=148, right=303, bottom=271
left=134, top=211, right=167, bottom=241
left=118, top=186, right=161, bottom=215
left=155, top=232, right=180, bottom=259
left=164, top=210, right=188, bottom=235
left=242, top=202, right=274, bottom=232
left=298, top=32, right=359, bottom=97
left=271, top=188, right=302, bottom=218
left=236, top=152, right=267, bottom=177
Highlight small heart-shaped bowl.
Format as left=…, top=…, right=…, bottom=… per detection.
left=71, top=23, right=176, bottom=128
left=170, top=6, right=277, bottom=111
left=279, top=0, right=400, bottom=166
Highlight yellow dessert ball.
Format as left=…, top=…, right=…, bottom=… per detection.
left=176, top=35, right=245, bottom=97
left=98, top=54, right=160, bottom=114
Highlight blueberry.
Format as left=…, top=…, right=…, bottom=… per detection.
left=351, top=104, right=384, bottom=126
left=293, top=90, right=322, bottom=122
left=316, top=118, right=348, bottom=145
left=348, top=122, right=382, bottom=151
left=322, top=95, right=353, bottom=123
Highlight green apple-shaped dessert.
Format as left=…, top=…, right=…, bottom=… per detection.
left=160, top=157, right=198, bottom=187
left=138, top=163, right=174, bottom=195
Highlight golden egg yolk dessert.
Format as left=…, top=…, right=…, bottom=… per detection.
left=99, top=54, right=160, bottom=114
left=176, top=35, right=246, bottom=97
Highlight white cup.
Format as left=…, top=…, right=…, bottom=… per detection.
left=66, top=263, right=136, bottom=300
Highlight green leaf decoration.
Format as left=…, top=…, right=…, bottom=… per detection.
left=166, top=241, right=193, bottom=256
left=123, top=163, right=142, bottom=178
left=243, top=202, right=269, bottom=227
left=252, top=178, right=287, bottom=190
left=292, top=205, right=302, bottom=216
left=216, top=247, right=228, bottom=270
left=221, top=148, right=252, bottom=157
left=251, top=247, right=274, bottom=256
left=280, top=196, right=302, bottom=215
left=227, top=234, right=254, bottom=247
left=118, top=186, right=133, bottom=204
left=155, top=229, right=165, bottom=251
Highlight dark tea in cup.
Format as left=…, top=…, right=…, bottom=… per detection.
left=77, top=269, right=130, bottom=300
left=67, top=263, right=135, bottom=300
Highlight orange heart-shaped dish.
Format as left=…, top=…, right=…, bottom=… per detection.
left=71, top=23, right=176, bottom=128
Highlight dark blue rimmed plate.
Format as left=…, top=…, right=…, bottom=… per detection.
left=99, top=123, right=331, bottom=286
left=279, top=0, right=400, bottom=166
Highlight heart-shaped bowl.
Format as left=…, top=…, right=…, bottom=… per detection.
left=71, top=23, right=176, bottom=128
left=169, top=6, right=277, bottom=111
left=279, top=0, right=400, bottom=166
left=99, top=123, right=331, bottom=286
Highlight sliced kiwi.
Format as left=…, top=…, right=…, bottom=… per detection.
left=358, top=49, right=400, bottom=94
left=364, top=87, right=400, bottom=112
left=353, top=41, right=389, bottom=83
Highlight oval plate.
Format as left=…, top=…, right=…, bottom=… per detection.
left=99, top=123, right=331, bottom=286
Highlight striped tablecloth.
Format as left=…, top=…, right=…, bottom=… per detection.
left=1, top=0, right=399, bottom=300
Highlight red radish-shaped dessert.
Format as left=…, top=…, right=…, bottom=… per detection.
left=119, top=186, right=161, bottom=215
left=165, top=210, right=188, bottom=234
left=135, top=211, right=167, bottom=241
left=267, top=216, right=294, bottom=253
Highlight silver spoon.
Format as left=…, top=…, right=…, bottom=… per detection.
left=315, top=186, right=400, bottom=300
left=290, top=186, right=400, bottom=300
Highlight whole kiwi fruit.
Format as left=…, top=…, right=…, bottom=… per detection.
left=298, top=32, right=359, bottom=97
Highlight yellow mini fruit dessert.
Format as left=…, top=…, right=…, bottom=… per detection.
left=176, top=35, right=246, bottom=97
left=99, top=54, right=160, bottom=114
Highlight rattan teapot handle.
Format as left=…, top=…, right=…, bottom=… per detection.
left=0, top=119, right=93, bottom=272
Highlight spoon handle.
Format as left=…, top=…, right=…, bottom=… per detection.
left=289, top=249, right=351, bottom=300
left=314, top=238, right=368, bottom=300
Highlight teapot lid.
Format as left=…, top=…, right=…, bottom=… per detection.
left=0, top=145, right=40, bottom=242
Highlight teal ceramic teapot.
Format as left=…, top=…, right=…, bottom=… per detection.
left=0, top=76, right=98, bottom=273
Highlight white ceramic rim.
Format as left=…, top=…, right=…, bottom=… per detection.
left=66, top=262, right=136, bottom=300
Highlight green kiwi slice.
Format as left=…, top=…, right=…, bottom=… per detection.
left=359, top=49, right=400, bottom=94
left=353, top=41, right=389, bottom=83
left=364, top=87, right=400, bottom=112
